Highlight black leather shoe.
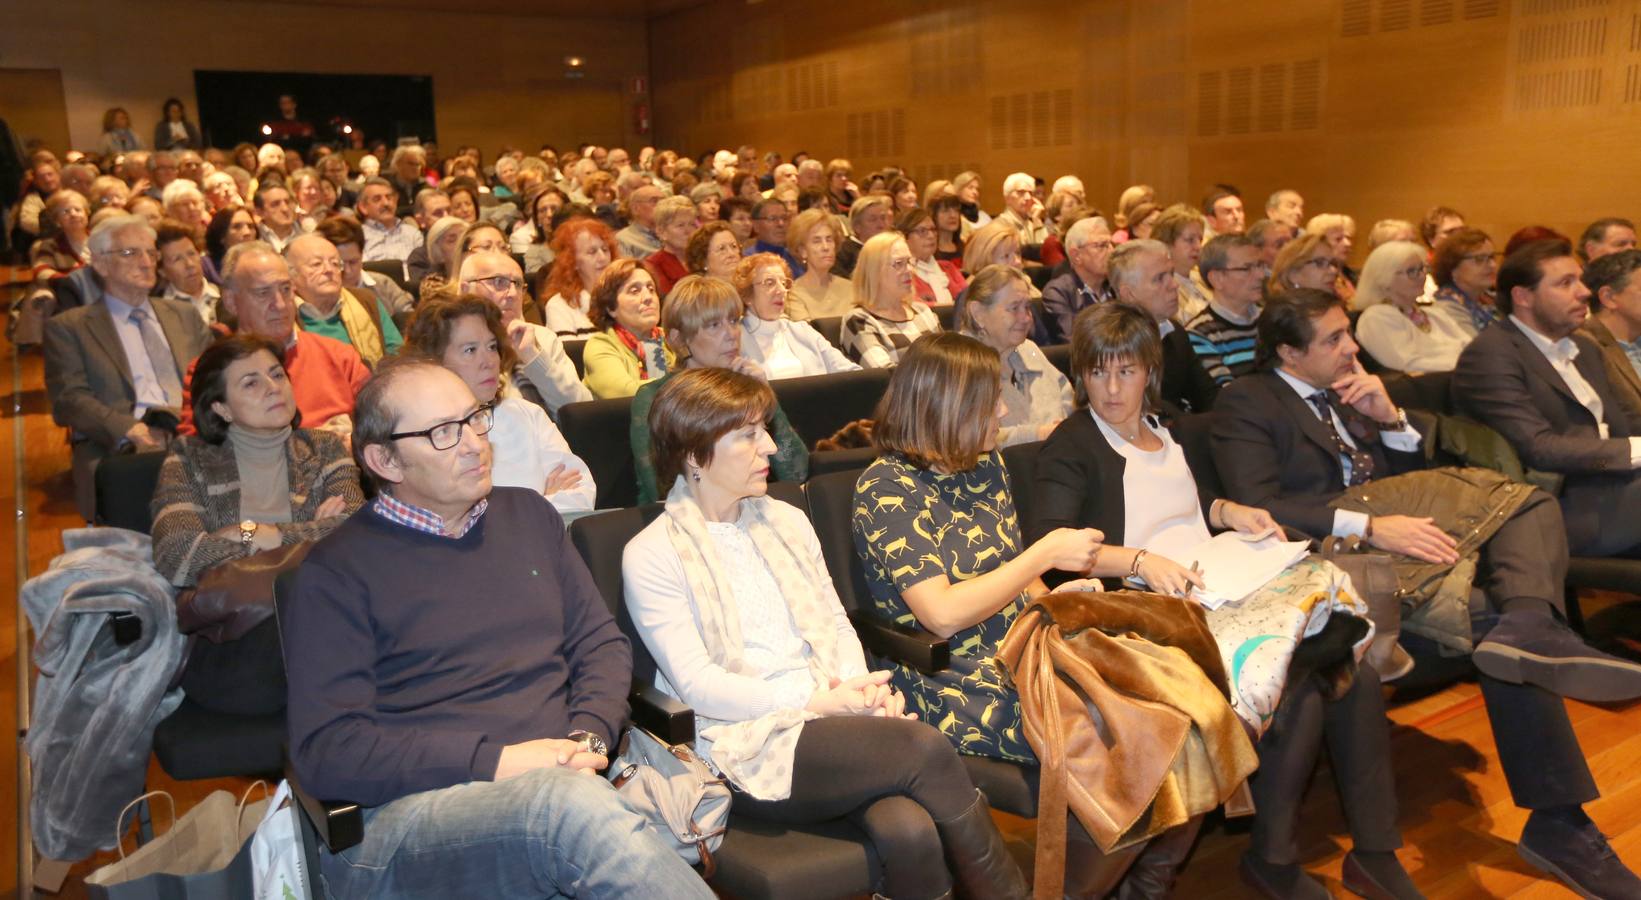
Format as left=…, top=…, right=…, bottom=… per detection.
left=1342, top=850, right=1424, bottom=899
left=1473, top=611, right=1641, bottom=702
left=1238, top=852, right=1330, bottom=900
left=1518, top=810, right=1641, bottom=899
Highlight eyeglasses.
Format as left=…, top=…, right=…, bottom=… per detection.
left=1299, top=257, right=1340, bottom=271
left=888, top=257, right=914, bottom=272
left=756, top=277, right=791, bottom=293
left=99, top=247, right=159, bottom=261
left=1222, top=263, right=1270, bottom=275
left=465, top=274, right=525, bottom=293
left=906, top=226, right=936, bottom=237
left=1461, top=251, right=1500, bottom=266
left=389, top=404, right=495, bottom=451
left=1399, top=264, right=1428, bottom=280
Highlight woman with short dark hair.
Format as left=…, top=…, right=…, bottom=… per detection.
left=624, top=366, right=1026, bottom=900
left=153, top=98, right=202, bottom=151
left=581, top=259, right=674, bottom=398
left=1429, top=226, right=1499, bottom=338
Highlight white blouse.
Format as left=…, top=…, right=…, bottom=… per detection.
left=1355, top=303, right=1473, bottom=373
left=1093, top=412, right=1210, bottom=569
left=740, top=317, right=861, bottom=380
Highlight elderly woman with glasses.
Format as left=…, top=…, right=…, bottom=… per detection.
left=960, top=265, right=1072, bottom=445
left=1305, top=213, right=1360, bottom=303
left=629, top=275, right=808, bottom=504
left=1429, top=226, right=1500, bottom=338
left=897, top=207, right=967, bottom=308
left=1150, top=204, right=1211, bottom=323
left=735, top=253, right=859, bottom=380
left=1268, top=233, right=1342, bottom=298
left=841, top=233, right=942, bottom=368
left=1354, top=240, right=1474, bottom=373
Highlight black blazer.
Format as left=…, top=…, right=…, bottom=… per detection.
left=1030, top=410, right=1217, bottom=547
left=1210, top=370, right=1425, bottom=538
left=1161, top=325, right=1220, bottom=416
left=1452, top=320, right=1637, bottom=475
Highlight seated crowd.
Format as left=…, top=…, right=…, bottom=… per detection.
left=20, top=117, right=1641, bottom=899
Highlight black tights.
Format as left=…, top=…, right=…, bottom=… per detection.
left=731, top=716, right=980, bottom=899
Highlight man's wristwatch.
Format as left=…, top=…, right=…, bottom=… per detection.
left=239, top=519, right=258, bottom=548
left=567, top=729, right=608, bottom=757
left=1377, top=408, right=1409, bottom=431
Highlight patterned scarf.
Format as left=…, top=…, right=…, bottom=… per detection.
left=613, top=324, right=669, bottom=379
left=662, top=475, right=840, bottom=799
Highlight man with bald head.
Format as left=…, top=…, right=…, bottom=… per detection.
left=458, top=252, right=589, bottom=415
left=288, top=233, right=402, bottom=368
left=45, top=214, right=213, bottom=518
left=177, top=240, right=369, bottom=438
left=764, top=162, right=797, bottom=197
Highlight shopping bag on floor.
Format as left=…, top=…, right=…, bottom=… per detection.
left=84, top=785, right=268, bottom=900
left=249, top=780, right=308, bottom=900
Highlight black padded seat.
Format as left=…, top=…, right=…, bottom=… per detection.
left=93, top=451, right=167, bottom=532
left=807, top=447, right=878, bottom=479
left=809, top=316, right=844, bottom=351
left=1042, top=342, right=1071, bottom=378
left=562, top=339, right=587, bottom=378
left=1000, top=441, right=1042, bottom=538
left=557, top=397, right=639, bottom=509
left=772, top=369, right=891, bottom=448
left=800, top=470, right=873, bottom=613
left=361, top=258, right=410, bottom=292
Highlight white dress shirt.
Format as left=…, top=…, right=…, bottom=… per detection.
left=1275, top=367, right=1422, bottom=537
left=1511, top=315, right=1641, bottom=465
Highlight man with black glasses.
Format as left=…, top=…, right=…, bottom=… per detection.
left=284, top=357, right=715, bottom=899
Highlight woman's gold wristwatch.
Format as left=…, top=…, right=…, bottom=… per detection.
left=239, top=519, right=258, bottom=548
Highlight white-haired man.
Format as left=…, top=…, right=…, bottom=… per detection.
left=996, top=172, right=1048, bottom=250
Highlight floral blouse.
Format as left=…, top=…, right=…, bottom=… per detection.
left=851, top=451, right=1034, bottom=763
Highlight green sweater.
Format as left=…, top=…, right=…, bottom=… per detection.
left=629, top=370, right=810, bottom=504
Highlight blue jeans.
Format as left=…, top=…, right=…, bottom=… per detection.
left=318, top=767, right=716, bottom=899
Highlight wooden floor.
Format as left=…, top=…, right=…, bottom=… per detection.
left=2, top=303, right=1637, bottom=899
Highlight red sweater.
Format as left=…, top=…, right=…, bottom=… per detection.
left=179, top=330, right=369, bottom=435
left=644, top=249, right=690, bottom=299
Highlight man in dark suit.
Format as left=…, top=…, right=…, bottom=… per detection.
left=1212, top=288, right=1641, bottom=898
left=1454, top=239, right=1641, bottom=558
left=1108, top=238, right=1219, bottom=415
left=44, top=215, right=213, bottom=520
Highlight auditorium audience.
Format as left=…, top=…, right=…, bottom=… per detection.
left=98, top=107, right=142, bottom=156
left=1454, top=240, right=1641, bottom=558
left=287, top=234, right=402, bottom=368
left=1577, top=216, right=1636, bottom=263
left=1202, top=186, right=1246, bottom=237
left=12, top=158, right=61, bottom=239
left=1265, top=189, right=1304, bottom=229
left=781, top=208, right=851, bottom=320
left=285, top=357, right=713, bottom=899
left=404, top=294, right=595, bottom=515
left=1108, top=239, right=1219, bottom=415
left=155, top=218, right=219, bottom=327
left=735, top=254, right=859, bottom=379
left=1038, top=189, right=1085, bottom=268
left=252, top=183, right=302, bottom=254
left=1267, top=232, right=1340, bottom=297
left=684, top=219, right=741, bottom=282
left=952, top=170, right=989, bottom=229
left=582, top=259, right=673, bottom=398
left=1354, top=240, right=1472, bottom=373
left=1430, top=226, right=1499, bottom=338
left=1031, top=303, right=1420, bottom=899
left=994, top=172, right=1048, bottom=251
left=629, top=275, right=806, bottom=504
left=1212, top=288, right=1641, bottom=898
left=457, top=251, right=589, bottom=416
left=833, top=194, right=892, bottom=279
left=1579, top=248, right=1641, bottom=415
left=541, top=217, right=617, bottom=337
left=160, top=179, right=209, bottom=236
left=29, top=190, right=90, bottom=280
left=1151, top=204, right=1211, bottom=323
left=824, top=158, right=857, bottom=214
left=623, top=365, right=1025, bottom=900
left=1366, top=218, right=1418, bottom=252
left=853, top=332, right=1213, bottom=897
left=413, top=215, right=465, bottom=298
left=1419, top=205, right=1467, bottom=251
left=642, top=194, right=695, bottom=297
left=319, top=215, right=415, bottom=320
left=616, top=184, right=664, bottom=259
left=931, top=194, right=966, bottom=263
left=1040, top=216, right=1115, bottom=345
left=1113, top=184, right=1155, bottom=238
left=1187, top=233, right=1266, bottom=385
left=898, top=206, right=967, bottom=308
left=45, top=215, right=214, bottom=519
left=356, top=177, right=422, bottom=263
left=514, top=184, right=567, bottom=274
left=961, top=264, right=1071, bottom=444
left=841, top=232, right=941, bottom=367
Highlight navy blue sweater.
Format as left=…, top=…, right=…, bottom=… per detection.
left=285, top=488, right=631, bottom=806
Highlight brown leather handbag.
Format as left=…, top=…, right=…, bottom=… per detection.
left=997, top=591, right=1257, bottom=900
left=174, top=542, right=313, bottom=643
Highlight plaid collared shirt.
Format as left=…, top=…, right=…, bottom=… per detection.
left=372, top=492, right=489, bottom=538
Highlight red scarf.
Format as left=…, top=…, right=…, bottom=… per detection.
left=613, top=324, right=665, bottom=378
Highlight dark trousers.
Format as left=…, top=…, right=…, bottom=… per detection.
left=1249, top=661, right=1401, bottom=864
left=1562, top=471, right=1641, bottom=557
left=1473, top=487, right=1600, bottom=809
left=731, top=716, right=977, bottom=900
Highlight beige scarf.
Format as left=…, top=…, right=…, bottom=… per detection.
left=662, top=475, right=841, bottom=799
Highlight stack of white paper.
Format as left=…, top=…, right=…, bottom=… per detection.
left=1178, top=531, right=1310, bottom=609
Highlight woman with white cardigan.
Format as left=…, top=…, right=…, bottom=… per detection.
left=735, top=253, right=861, bottom=380
left=622, top=368, right=1025, bottom=900
left=1353, top=240, right=1474, bottom=373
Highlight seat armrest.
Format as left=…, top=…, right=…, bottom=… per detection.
left=630, top=684, right=695, bottom=746
left=848, top=610, right=950, bottom=674
left=286, top=766, right=364, bottom=853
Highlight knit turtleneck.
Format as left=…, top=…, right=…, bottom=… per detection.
left=228, top=424, right=293, bottom=524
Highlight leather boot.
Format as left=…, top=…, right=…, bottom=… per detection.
left=1114, top=816, right=1204, bottom=900
left=933, top=789, right=1029, bottom=900
left=1063, top=824, right=1144, bottom=899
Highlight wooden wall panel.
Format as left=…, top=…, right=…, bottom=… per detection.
left=651, top=0, right=1641, bottom=265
